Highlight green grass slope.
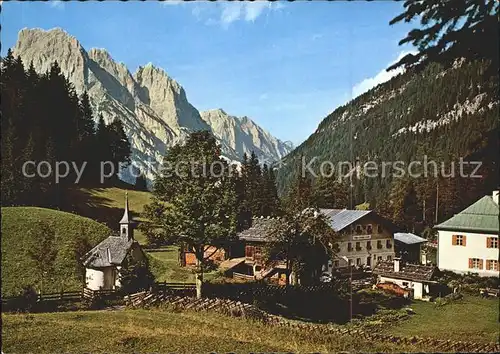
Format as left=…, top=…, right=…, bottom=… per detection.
left=2, top=309, right=422, bottom=353
left=62, top=186, right=152, bottom=244
left=1, top=207, right=111, bottom=297
left=382, top=296, right=499, bottom=343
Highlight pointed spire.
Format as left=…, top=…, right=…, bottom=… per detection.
left=119, top=191, right=130, bottom=224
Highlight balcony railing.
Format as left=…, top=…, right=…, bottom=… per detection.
left=355, top=246, right=362, bottom=251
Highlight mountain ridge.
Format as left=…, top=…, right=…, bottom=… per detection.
left=12, top=27, right=293, bottom=183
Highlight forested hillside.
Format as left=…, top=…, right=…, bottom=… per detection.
left=276, top=59, right=498, bottom=232
left=1, top=50, right=132, bottom=207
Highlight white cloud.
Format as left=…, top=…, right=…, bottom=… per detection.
left=244, top=1, right=272, bottom=22
left=49, top=0, right=65, bottom=9
left=259, top=93, right=269, bottom=101
left=352, top=50, right=416, bottom=98
left=162, top=0, right=184, bottom=6
left=162, top=0, right=284, bottom=27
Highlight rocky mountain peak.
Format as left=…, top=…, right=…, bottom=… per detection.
left=12, top=27, right=292, bottom=184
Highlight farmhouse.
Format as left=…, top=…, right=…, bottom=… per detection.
left=394, top=232, right=428, bottom=264
left=225, top=217, right=290, bottom=284
left=82, top=193, right=145, bottom=290
left=321, top=209, right=396, bottom=272
left=179, top=245, right=228, bottom=267
left=373, top=258, right=437, bottom=300
left=435, top=190, right=499, bottom=277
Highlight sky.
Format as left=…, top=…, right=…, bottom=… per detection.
left=1, top=0, right=416, bottom=146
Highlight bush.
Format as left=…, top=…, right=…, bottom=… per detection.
left=120, top=255, right=155, bottom=295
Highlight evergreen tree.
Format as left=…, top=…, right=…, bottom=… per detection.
left=135, top=170, right=148, bottom=191
left=143, top=131, right=249, bottom=298
left=389, top=0, right=499, bottom=74
left=108, top=118, right=132, bottom=181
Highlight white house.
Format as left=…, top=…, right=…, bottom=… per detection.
left=435, top=191, right=499, bottom=277
left=373, top=258, right=437, bottom=300
left=82, top=193, right=145, bottom=290
left=321, top=209, right=396, bottom=272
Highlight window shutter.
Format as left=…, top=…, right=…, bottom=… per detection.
left=462, top=236, right=466, bottom=247
left=486, top=260, right=490, bottom=270
left=452, top=235, right=457, bottom=245
left=479, top=259, right=483, bottom=270
left=486, top=237, right=492, bottom=248
left=468, top=258, right=473, bottom=269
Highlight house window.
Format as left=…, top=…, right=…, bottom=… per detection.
left=366, top=224, right=373, bottom=234
left=377, top=225, right=383, bottom=234
left=386, top=239, right=392, bottom=249
left=366, top=241, right=372, bottom=250
left=245, top=246, right=254, bottom=258
left=453, top=235, right=466, bottom=246
left=348, top=259, right=353, bottom=265
left=487, top=260, right=498, bottom=271
left=387, top=255, right=392, bottom=261
left=402, top=281, right=409, bottom=287
left=348, top=242, right=353, bottom=252
left=356, top=258, right=361, bottom=266
left=377, top=256, right=382, bottom=261
left=355, top=242, right=361, bottom=251
left=469, top=258, right=482, bottom=269
left=366, top=257, right=371, bottom=266
left=377, top=240, right=383, bottom=249
left=487, top=237, right=498, bottom=248
left=355, top=225, right=363, bottom=234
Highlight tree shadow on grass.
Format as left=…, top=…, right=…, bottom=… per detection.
left=60, top=186, right=142, bottom=232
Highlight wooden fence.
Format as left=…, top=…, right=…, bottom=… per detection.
left=124, top=290, right=500, bottom=353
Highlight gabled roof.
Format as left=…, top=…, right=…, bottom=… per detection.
left=82, top=235, right=137, bottom=268
left=319, top=208, right=372, bottom=232
left=394, top=232, right=427, bottom=245
left=238, top=217, right=280, bottom=242
left=374, top=261, right=436, bottom=282
left=435, top=196, right=499, bottom=233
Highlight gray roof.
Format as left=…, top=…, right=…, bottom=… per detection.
left=82, top=235, right=137, bottom=268
left=319, top=209, right=372, bottom=232
left=238, top=217, right=280, bottom=242
left=374, top=260, right=436, bottom=282
left=394, top=232, right=428, bottom=245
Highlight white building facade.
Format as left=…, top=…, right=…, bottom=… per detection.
left=320, top=209, right=396, bottom=272
left=436, top=191, right=499, bottom=277
left=83, top=193, right=145, bottom=290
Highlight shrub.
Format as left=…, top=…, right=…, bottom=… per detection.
left=11, top=285, right=38, bottom=312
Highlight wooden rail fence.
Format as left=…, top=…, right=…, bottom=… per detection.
left=125, top=290, right=500, bottom=353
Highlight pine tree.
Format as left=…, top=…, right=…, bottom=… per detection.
left=108, top=118, right=132, bottom=181
left=389, top=0, right=499, bottom=74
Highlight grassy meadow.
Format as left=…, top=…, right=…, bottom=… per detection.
left=2, top=309, right=423, bottom=353
left=382, top=295, right=500, bottom=343
left=1, top=207, right=111, bottom=296
left=62, top=186, right=153, bottom=244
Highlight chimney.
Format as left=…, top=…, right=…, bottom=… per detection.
left=492, top=190, right=499, bottom=205
left=394, top=258, right=401, bottom=272
left=421, top=251, right=427, bottom=265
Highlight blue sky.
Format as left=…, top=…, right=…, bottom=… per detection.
left=1, top=0, right=415, bottom=146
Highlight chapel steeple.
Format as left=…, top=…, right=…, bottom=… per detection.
left=119, top=192, right=133, bottom=240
